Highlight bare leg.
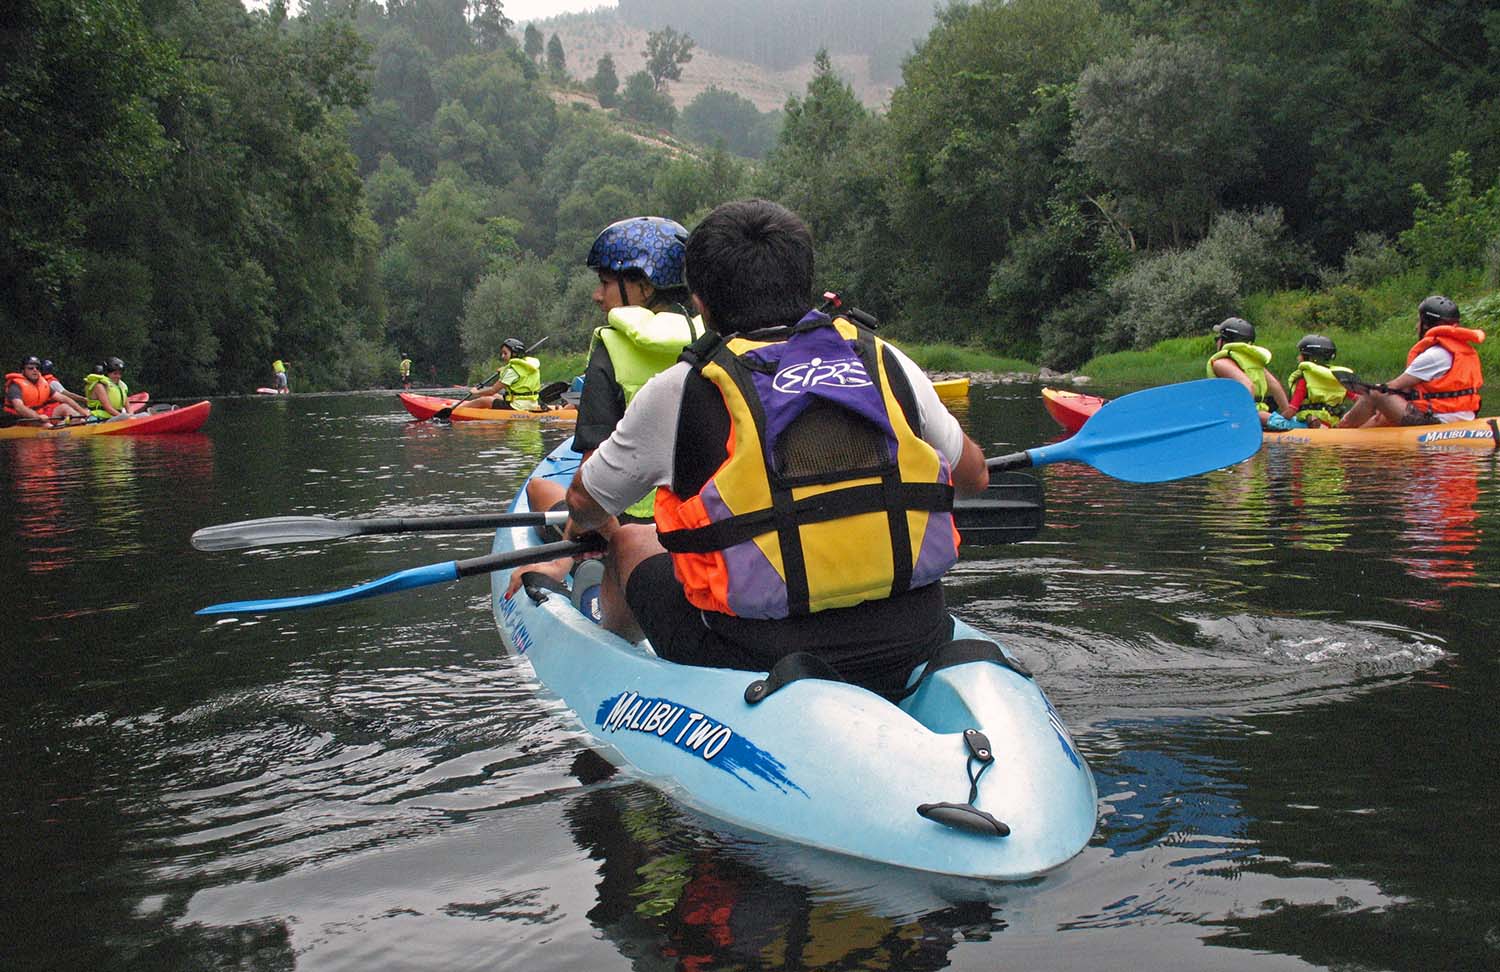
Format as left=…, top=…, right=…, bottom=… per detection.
left=596, top=523, right=668, bottom=643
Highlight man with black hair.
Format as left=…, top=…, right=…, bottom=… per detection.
left=528, top=199, right=989, bottom=698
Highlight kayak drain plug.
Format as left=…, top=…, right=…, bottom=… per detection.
left=917, top=728, right=1010, bottom=838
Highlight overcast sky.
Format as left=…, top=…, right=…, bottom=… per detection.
left=505, top=0, right=615, bottom=23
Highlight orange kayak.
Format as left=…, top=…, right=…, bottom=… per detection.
left=398, top=392, right=577, bottom=422
left=0, top=401, right=211, bottom=439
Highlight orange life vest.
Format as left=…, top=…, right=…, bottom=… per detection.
left=4, top=372, right=52, bottom=414
left=1406, top=324, right=1485, bottom=414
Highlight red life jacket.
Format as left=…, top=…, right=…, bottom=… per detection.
left=4, top=372, right=52, bottom=414
left=1406, top=324, right=1485, bottom=414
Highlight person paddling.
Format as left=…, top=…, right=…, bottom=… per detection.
left=399, top=353, right=412, bottom=390
left=84, top=357, right=133, bottom=419
left=1207, top=317, right=1296, bottom=429
left=1284, top=334, right=1355, bottom=428
left=1337, top=295, right=1485, bottom=428
left=516, top=199, right=989, bottom=699
left=467, top=338, right=542, bottom=411
left=4, top=355, right=89, bottom=424
left=507, top=216, right=700, bottom=613
left=271, top=357, right=289, bottom=393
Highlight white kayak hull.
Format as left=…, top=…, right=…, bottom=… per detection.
left=489, top=439, right=1097, bottom=880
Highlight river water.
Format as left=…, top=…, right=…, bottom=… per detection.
left=1, top=386, right=1495, bottom=971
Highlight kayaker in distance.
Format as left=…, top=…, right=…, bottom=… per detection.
left=527, top=198, right=990, bottom=699
left=84, top=357, right=132, bottom=419
left=271, top=357, right=289, bottom=393
left=4, top=355, right=90, bottom=424
left=399, top=353, right=412, bottom=390
left=466, top=338, right=542, bottom=410
left=1337, top=295, right=1485, bottom=427
left=1285, top=334, right=1356, bottom=428
left=1207, top=317, right=1298, bottom=429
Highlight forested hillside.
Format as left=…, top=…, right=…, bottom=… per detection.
left=4, top=0, right=1499, bottom=395
left=616, top=0, right=934, bottom=81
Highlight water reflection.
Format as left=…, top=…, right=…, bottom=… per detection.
left=4, top=389, right=1498, bottom=971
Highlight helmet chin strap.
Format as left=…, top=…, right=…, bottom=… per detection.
left=617, top=277, right=630, bottom=307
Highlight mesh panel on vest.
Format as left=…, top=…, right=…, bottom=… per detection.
left=773, top=399, right=889, bottom=481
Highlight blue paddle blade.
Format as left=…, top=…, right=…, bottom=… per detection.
left=1028, top=379, right=1261, bottom=482
left=197, top=561, right=460, bottom=615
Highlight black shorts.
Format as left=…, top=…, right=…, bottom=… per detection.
left=624, top=554, right=953, bottom=698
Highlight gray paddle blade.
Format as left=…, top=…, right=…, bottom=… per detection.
left=191, top=516, right=357, bottom=551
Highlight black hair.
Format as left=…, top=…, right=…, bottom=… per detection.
left=613, top=267, right=691, bottom=310
left=685, top=199, right=814, bottom=335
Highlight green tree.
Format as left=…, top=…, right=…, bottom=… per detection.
left=755, top=51, right=887, bottom=315
left=1072, top=36, right=1257, bottom=248
left=0, top=0, right=175, bottom=325
left=592, top=54, right=620, bottom=108
left=546, top=33, right=567, bottom=80
left=468, top=0, right=511, bottom=52
left=365, top=154, right=421, bottom=234
left=460, top=253, right=561, bottom=365
left=1400, top=150, right=1500, bottom=275
left=883, top=0, right=1128, bottom=339
left=620, top=70, right=676, bottom=129
left=382, top=177, right=496, bottom=373
left=523, top=22, right=543, bottom=62
left=680, top=86, right=779, bottom=158
left=643, top=26, right=695, bottom=91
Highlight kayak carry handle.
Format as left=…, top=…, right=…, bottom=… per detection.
left=916, top=802, right=1010, bottom=837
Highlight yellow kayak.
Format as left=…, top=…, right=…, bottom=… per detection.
left=1264, top=416, right=1499, bottom=449
left=932, top=377, right=969, bottom=402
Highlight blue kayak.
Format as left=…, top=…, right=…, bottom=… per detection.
left=489, top=438, right=1098, bottom=880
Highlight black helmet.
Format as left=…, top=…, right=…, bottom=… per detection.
left=21, top=355, right=41, bottom=369
left=501, top=338, right=527, bottom=357
left=1213, top=317, right=1255, bottom=343
left=39, top=359, right=54, bottom=373
left=1296, top=334, right=1336, bottom=360
left=1417, top=295, right=1459, bottom=329
left=105, top=356, right=125, bottom=372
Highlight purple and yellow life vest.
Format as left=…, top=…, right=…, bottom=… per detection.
left=654, top=312, right=960, bottom=619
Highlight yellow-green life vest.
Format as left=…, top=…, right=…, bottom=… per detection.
left=593, top=306, right=703, bottom=518
left=1207, top=342, right=1273, bottom=410
left=499, top=355, right=541, bottom=406
left=83, top=373, right=129, bottom=417
left=1286, top=361, right=1353, bottom=424
left=399, top=358, right=412, bottom=378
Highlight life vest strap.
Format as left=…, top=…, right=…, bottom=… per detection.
left=657, top=481, right=954, bottom=554
left=1413, top=385, right=1479, bottom=401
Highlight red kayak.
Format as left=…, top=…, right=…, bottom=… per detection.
left=0, top=401, right=211, bottom=439
left=1041, top=387, right=1106, bottom=435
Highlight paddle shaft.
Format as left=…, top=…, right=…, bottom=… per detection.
left=196, top=536, right=601, bottom=615
left=434, top=369, right=500, bottom=419
left=190, top=509, right=572, bottom=551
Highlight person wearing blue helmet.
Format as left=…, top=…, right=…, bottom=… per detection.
left=506, top=216, right=702, bottom=615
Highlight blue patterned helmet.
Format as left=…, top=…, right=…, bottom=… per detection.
left=586, top=217, right=688, bottom=290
